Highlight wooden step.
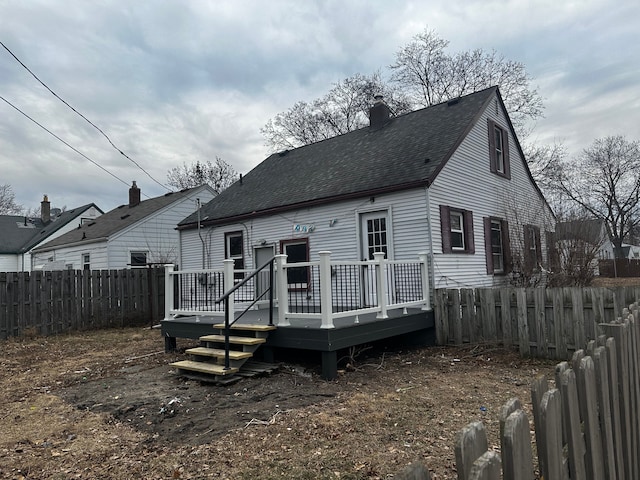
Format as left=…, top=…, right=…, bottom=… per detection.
left=200, top=334, right=266, bottom=345
left=185, top=347, right=253, bottom=360
left=170, top=360, right=238, bottom=376
left=213, top=323, right=276, bottom=332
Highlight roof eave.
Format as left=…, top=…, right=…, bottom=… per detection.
left=178, top=180, right=430, bottom=230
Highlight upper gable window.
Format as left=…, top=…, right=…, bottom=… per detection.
left=440, top=205, right=475, bottom=254
left=488, top=119, right=511, bottom=179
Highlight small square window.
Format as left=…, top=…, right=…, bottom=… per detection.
left=130, top=251, right=147, bottom=267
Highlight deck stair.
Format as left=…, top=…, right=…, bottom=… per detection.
left=170, top=323, right=276, bottom=383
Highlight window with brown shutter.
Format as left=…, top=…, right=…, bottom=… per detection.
left=488, top=119, right=511, bottom=179
left=440, top=205, right=475, bottom=254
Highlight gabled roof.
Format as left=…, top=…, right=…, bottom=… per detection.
left=555, top=219, right=608, bottom=244
left=180, top=86, right=499, bottom=228
left=0, top=203, right=101, bottom=254
left=33, top=185, right=212, bottom=252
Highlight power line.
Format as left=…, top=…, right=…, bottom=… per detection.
left=0, top=94, right=139, bottom=191
left=0, top=40, right=171, bottom=192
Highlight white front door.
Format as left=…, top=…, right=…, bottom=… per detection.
left=359, top=211, right=390, bottom=306
left=254, top=245, right=275, bottom=305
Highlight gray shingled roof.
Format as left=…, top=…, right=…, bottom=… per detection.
left=0, top=204, right=101, bottom=254
left=33, top=185, right=210, bottom=252
left=555, top=219, right=607, bottom=244
left=180, top=86, right=497, bottom=228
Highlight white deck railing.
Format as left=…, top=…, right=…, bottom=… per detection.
left=164, top=251, right=431, bottom=328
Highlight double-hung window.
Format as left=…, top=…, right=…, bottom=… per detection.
left=488, top=119, right=510, bottom=179
left=225, top=231, right=244, bottom=280
left=484, top=217, right=511, bottom=275
left=440, top=205, right=474, bottom=254
left=82, top=253, right=90, bottom=271
left=523, top=225, right=542, bottom=270
left=281, top=239, right=309, bottom=289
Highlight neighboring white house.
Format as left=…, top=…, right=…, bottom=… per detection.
left=0, top=196, right=103, bottom=272
left=176, top=87, right=555, bottom=289
left=32, top=182, right=215, bottom=270
left=622, top=244, right=640, bottom=259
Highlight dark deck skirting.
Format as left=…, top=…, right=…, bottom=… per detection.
left=161, top=308, right=435, bottom=380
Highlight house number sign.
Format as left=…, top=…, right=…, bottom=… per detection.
left=293, top=224, right=315, bottom=233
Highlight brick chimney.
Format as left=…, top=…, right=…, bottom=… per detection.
left=369, top=94, right=390, bottom=129
left=129, top=181, right=141, bottom=207
left=41, top=195, right=51, bottom=223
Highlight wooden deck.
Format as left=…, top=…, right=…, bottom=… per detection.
left=161, top=307, right=435, bottom=379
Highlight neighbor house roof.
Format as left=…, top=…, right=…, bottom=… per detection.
left=33, top=185, right=212, bottom=252
left=180, top=86, right=519, bottom=229
left=0, top=203, right=101, bottom=254
left=555, top=219, right=608, bottom=244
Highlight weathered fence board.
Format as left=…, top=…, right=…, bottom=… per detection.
left=0, top=268, right=165, bottom=339
left=435, top=286, right=640, bottom=358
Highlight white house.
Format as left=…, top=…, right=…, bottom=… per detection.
left=0, top=196, right=102, bottom=272
left=32, top=182, right=215, bottom=270
left=176, top=87, right=555, bottom=289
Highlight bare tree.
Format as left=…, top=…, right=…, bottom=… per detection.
left=0, top=184, right=22, bottom=214
left=547, top=218, right=608, bottom=286
left=552, top=136, right=640, bottom=258
left=389, top=28, right=544, bottom=131
left=261, top=72, right=412, bottom=152
left=167, top=157, right=238, bottom=194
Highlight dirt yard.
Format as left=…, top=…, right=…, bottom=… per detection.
left=0, top=327, right=557, bottom=479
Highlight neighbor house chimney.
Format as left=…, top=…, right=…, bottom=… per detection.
left=369, top=94, right=390, bottom=129
left=129, top=181, right=141, bottom=207
left=41, top=195, right=51, bottom=223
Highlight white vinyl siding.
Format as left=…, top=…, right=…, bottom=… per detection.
left=429, top=92, right=554, bottom=288
left=180, top=188, right=431, bottom=271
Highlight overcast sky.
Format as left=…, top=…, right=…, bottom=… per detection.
left=1, top=0, right=639, bottom=213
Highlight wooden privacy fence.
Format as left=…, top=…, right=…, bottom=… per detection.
left=434, top=286, right=640, bottom=358
left=0, top=268, right=165, bottom=339
left=395, top=301, right=640, bottom=479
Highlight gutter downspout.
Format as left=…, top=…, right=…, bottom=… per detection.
left=424, top=186, right=436, bottom=292
left=197, top=198, right=205, bottom=269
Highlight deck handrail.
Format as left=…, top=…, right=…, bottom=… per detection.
left=165, top=251, right=432, bottom=331
left=215, top=257, right=275, bottom=370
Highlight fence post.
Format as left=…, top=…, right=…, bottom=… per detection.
left=454, top=421, right=488, bottom=480
left=539, top=388, right=566, bottom=480
left=374, top=252, right=388, bottom=319
left=163, top=264, right=174, bottom=321
left=502, top=409, right=534, bottom=480
left=418, top=252, right=431, bottom=311
left=319, top=251, right=334, bottom=329
left=275, top=254, right=289, bottom=326
left=223, top=259, right=235, bottom=322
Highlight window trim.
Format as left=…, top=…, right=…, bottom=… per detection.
left=440, top=205, right=475, bottom=254
left=225, top=231, right=245, bottom=280
left=280, top=238, right=310, bottom=290
left=130, top=250, right=148, bottom=268
left=82, top=253, right=90, bottom=271
left=484, top=217, right=511, bottom=275
left=488, top=119, right=511, bottom=179
left=523, top=224, right=542, bottom=270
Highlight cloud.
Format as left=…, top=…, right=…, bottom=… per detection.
left=0, top=0, right=638, bottom=213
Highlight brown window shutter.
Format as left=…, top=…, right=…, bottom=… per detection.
left=503, top=128, right=511, bottom=179
left=440, top=205, right=452, bottom=253
left=464, top=210, right=475, bottom=254
left=523, top=225, right=532, bottom=270
left=502, top=220, right=512, bottom=273
left=535, top=227, right=542, bottom=264
left=484, top=217, right=493, bottom=274
left=488, top=119, right=497, bottom=173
